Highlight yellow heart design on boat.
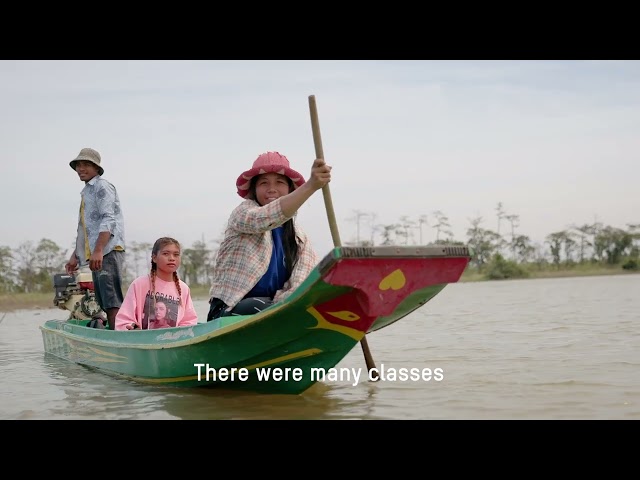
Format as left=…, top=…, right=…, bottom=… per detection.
left=379, top=269, right=406, bottom=291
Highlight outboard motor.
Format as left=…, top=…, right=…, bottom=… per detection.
left=52, top=268, right=104, bottom=321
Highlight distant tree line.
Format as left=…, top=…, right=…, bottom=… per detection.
left=0, top=236, right=223, bottom=294
left=1, top=202, right=638, bottom=293
left=344, top=202, right=639, bottom=279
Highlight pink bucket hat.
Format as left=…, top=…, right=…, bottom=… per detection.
left=236, top=151, right=305, bottom=198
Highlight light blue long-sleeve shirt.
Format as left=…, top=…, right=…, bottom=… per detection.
left=74, top=175, right=126, bottom=264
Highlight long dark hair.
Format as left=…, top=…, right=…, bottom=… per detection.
left=150, top=237, right=183, bottom=307
left=249, top=175, right=299, bottom=277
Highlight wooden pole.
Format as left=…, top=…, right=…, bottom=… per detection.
left=308, top=95, right=378, bottom=378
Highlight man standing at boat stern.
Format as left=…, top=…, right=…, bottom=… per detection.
left=65, top=148, right=126, bottom=330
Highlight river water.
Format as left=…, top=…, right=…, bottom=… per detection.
left=1, top=274, right=638, bottom=420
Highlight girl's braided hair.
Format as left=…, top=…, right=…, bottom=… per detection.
left=149, top=237, right=183, bottom=309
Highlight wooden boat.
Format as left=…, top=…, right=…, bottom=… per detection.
left=40, top=245, right=470, bottom=395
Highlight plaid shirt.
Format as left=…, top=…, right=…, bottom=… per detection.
left=209, top=199, right=318, bottom=309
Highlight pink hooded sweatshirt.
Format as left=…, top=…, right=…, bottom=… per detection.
left=115, top=275, right=198, bottom=331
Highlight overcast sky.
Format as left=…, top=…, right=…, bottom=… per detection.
left=1, top=60, right=638, bottom=258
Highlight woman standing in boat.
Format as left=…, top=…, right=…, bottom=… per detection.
left=207, top=151, right=331, bottom=320
left=115, top=237, right=198, bottom=330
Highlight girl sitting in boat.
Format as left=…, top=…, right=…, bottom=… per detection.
left=207, top=151, right=331, bottom=320
left=115, top=237, right=198, bottom=330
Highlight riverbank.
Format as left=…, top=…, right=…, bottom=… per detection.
left=1, top=268, right=637, bottom=313
left=459, top=264, right=637, bottom=282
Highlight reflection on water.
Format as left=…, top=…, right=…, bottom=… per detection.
left=37, top=354, right=381, bottom=420
left=1, top=274, right=639, bottom=419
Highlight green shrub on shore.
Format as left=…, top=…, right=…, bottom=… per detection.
left=484, top=254, right=529, bottom=280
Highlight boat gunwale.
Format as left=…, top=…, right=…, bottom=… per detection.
left=39, top=302, right=288, bottom=350
left=40, top=246, right=470, bottom=350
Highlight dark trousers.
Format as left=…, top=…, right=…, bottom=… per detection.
left=92, top=250, right=125, bottom=310
left=207, top=297, right=273, bottom=321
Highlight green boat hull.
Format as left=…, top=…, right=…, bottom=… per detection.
left=41, top=245, right=470, bottom=394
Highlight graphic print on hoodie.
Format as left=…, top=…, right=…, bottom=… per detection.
left=143, top=291, right=180, bottom=329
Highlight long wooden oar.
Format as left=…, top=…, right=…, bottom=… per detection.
left=308, top=94, right=378, bottom=378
